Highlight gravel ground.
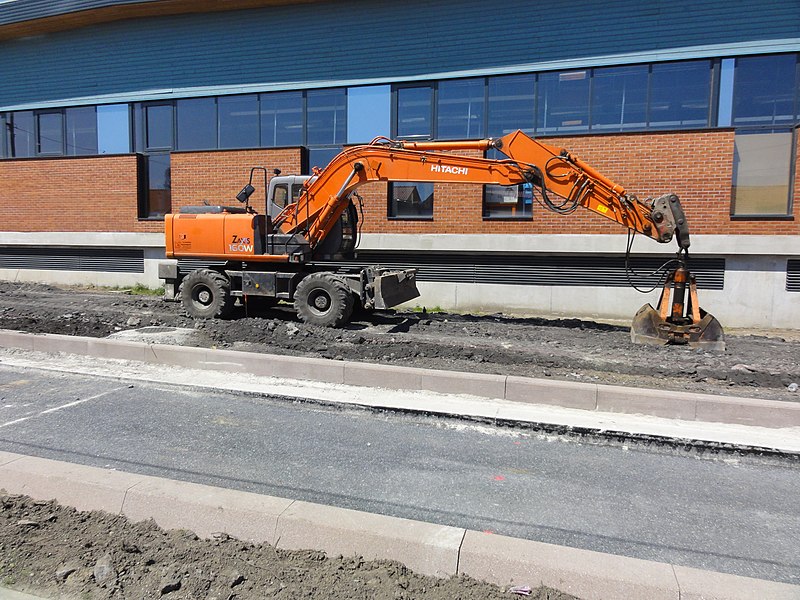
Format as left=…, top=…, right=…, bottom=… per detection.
left=0, top=494, right=574, bottom=600
left=0, top=281, right=797, bottom=599
left=0, top=281, right=798, bottom=402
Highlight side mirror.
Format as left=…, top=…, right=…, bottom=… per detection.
left=236, top=184, right=255, bottom=204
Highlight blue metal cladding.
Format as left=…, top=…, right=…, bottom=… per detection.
left=0, top=0, right=798, bottom=109
left=0, top=0, right=158, bottom=26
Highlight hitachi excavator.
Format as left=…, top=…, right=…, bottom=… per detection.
left=159, top=130, right=724, bottom=350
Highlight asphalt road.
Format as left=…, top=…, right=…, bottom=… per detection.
left=0, top=363, right=798, bottom=584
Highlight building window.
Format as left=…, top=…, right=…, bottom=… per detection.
left=731, top=129, right=794, bottom=216
left=590, top=65, right=648, bottom=131
left=437, top=78, right=485, bottom=140
left=145, top=103, right=173, bottom=150
left=306, top=147, right=341, bottom=173
left=733, top=54, right=798, bottom=127
left=487, top=74, right=535, bottom=137
left=0, top=113, right=7, bottom=158
left=97, top=104, right=130, bottom=154
left=145, top=152, right=172, bottom=219
left=176, top=97, right=217, bottom=150
left=219, top=94, right=259, bottom=149
left=396, top=86, right=433, bottom=139
left=65, top=107, right=97, bottom=155
left=537, top=70, right=590, bottom=134
left=388, top=182, right=434, bottom=219
left=483, top=183, right=533, bottom=220
left=347, top=85, right=391, bottom=143
left=9, top=111, right=35, bottom=157
left=260, top=91, right=303, bottom=147
left=648, top=60, right=711, bottom=129
left=37, top=112, right=64, bottom=155
left=306, top=88, right=346, bottom=146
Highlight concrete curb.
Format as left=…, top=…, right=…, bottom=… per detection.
left=1, top=451, right=798, bottom=600
left=0, top=329, right=798, bottom=431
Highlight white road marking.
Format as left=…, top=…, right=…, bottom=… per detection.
left=0, top=387, right=127, bottom=429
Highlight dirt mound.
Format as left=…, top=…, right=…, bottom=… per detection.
left=0, top=494, right=575, bottom=600
left=0, top=281, right=798, bottom=401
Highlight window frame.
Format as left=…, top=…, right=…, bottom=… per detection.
left=387, top=181, right=435, bottom=220
left=729, top=126, right=796, bottom=220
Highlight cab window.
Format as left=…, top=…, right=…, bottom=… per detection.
left=292, top=184, right=305, bottom=201
left=273, top=184, right=289, bottom=208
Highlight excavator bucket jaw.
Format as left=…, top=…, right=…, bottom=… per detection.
left=631, top=303, right=725, bottom=351
left=369, top=268, right=420, bottom=310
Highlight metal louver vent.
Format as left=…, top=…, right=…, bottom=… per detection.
left=318, top=252, right=726, bottom=290
left=788, top=259, right=800, bottom=292
left=0, top=246, right=144, bottom=273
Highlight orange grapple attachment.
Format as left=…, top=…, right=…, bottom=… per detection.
left=631, top=266, right=725, bottom=351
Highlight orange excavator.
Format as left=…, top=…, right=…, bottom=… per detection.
left=160, top=129, right=724, bottom=349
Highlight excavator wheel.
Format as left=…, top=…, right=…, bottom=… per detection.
left=294, top=273, right=354, bottom=327
left=180, top=269, right=235, bottom=319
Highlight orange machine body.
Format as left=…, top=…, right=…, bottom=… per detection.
left=166, top=212, right=281, bottom=261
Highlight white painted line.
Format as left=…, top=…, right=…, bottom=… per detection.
left=0, top=386, right=127, bottom=429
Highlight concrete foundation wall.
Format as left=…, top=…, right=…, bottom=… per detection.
left=0, top=232, right=797, bottom=329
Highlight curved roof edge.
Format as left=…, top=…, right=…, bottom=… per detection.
left=2, top=38, right=798, bottom=112
left=0, top=0, right=318, bottom=40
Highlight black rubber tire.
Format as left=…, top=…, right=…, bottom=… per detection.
left=294, top=273, right=354, bottom=327
left=180, top=269, right=235, bottom=319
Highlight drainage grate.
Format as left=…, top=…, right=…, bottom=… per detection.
left=788, top=259, right=800, bottom=292
left=321, top=251, right=726, bottom=290
left=0, top=246, right=144, bottom=273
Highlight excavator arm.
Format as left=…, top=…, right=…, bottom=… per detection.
left=273, top=130, right=723, bottom=349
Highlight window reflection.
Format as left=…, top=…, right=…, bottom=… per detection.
left=732, top=130, right=792, bottom=215
left=389, top=182, right=434, bottom=218
left=437, top=78, right=485, bottom=140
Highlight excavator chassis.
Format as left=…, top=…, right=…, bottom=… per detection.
left=630, top=265, right=725, bottom=351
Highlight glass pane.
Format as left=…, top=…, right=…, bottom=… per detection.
left=176, top=97, right=216, bottom=150
left=437, top=78, right=485, bottom=140
left=97, top=104, right=130, bottom=154
left=389, top=182, right=434, bottom=218
left=306, top=89, right=346, bottom=146
left=347, top=85, right=391, bottom=143
left=733, top=54, right=798, bottom=126
left=0, top=114, right=7, bottom=158
left=483, top=183, right=533, bottom=219
left=219, top=94, right=259, bottom=149
left=65, top=106, right=97, bottom=155
left=260, top=91, right=303, bottom=147
left=649, top=61, right=710, bottom=129
left=37, top=112, right=64, bottom=154
left=487, top=74, right=535, bottom=137
left=732, top=130, right=792, bottom=215
left=590, top=65, right=648, bottom=131
left=397, top=86, right=432, bottom=139
left=537, top=70, right=590, bottom=134
left=145, top=104, right=173, bottom=149
left=147, top=153, right=172, bottom=217
left=10, top=111, right=35, bottom=157
left=306, top=147, right=341, bottom=173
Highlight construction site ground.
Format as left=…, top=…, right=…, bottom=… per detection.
left=1, top=281, right=799, bottom=599
left=0, top=281, right=797, bottom=403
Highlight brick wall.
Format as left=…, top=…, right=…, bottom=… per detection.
left=0, top=154, right=161, bottom=233
left=1, top=132, right=796, bottom=237
left=170, top=148, right=302, bottom=214
left=357, top=129, right=799, bottom=236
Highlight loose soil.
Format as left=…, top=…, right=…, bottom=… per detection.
left=0, top=281, right=798, bottom=402
left=0, top=494, right=574, bottom=600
